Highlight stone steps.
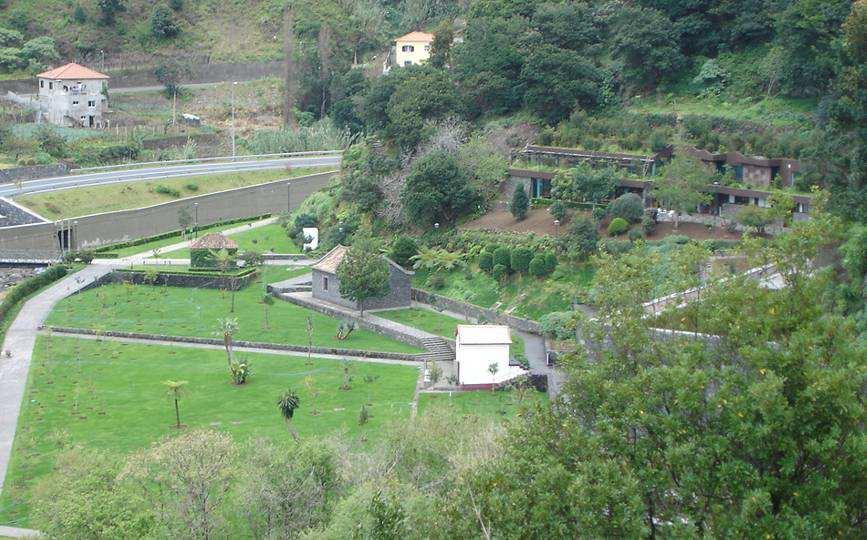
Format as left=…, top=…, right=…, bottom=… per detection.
left=419, top=336, right=455, bottom=362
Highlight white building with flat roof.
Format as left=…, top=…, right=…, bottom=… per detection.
left=455, top=325, right=526, bottom=388
left=36, top=62, right=109, bottom=128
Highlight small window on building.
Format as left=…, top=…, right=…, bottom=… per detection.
left=63, top=85, right=68, bottom=92
left=401, top=45, right=414, bottom=52
left=40, top=80, right=44, bottom=88
left=88, top=100, right=95, bottom=107
left=48, top=82, right=53, bottom=90
left=404, top=60, right=412, bottom=66
left=72, top=100, right=79, bottom=105
left=424, top=45, right=430, bottom=52
left=323, top=276, right=329, bottom=291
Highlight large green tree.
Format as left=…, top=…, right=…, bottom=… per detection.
left=611, top=6, right=685, bottom=90
left=401, top=150, right=480, bottom=227
left=336, top=239, right=391, bottom=315
left=653, top=153, right=712, bottom=229
left=520, top=44, right=603, bottom=123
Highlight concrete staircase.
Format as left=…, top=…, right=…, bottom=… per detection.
left=418, top=336, right=455, bottom=363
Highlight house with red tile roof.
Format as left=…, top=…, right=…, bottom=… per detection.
left=36, top=62, right=109, bottom=128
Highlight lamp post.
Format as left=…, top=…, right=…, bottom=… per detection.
left=287, top=182, right=291, bottom=212
left=230, top=81, right=238, bottom=160
left=193, top=202, right=199, bottom=238
left=554, top=219, right=560, bottom=236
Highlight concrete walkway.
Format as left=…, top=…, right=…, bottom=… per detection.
left=0, top=265, right=114, bottom=494
left=0, top=524, right=41, bottom=538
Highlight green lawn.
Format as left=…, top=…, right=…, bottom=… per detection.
left=627, top=94, right=816, bottom=127
left=417, top=389, right=548, bottom=419
left=376, top=307, right=466, bottom=339
left=104, top=217, right=264, bottom=258
left=162, top=222, right=300, bottom=258
left=0, top=336, right=419, bottom=526
left=15, top=167, right=329, bottom=220
left=413, top=263, right=595, bottom=320
left=376, top=307, right=526, bottom=358
left=46, top=267, right=421, bottom=354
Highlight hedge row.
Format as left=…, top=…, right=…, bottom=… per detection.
left=94, top=214, right=271, bottom=254
left=0, top=265, right=69, bottom=323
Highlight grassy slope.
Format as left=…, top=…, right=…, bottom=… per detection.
left=413, top=263, right=595, bottom=321
left=14, top=167, right=325, bottom=220
left=0, top=336, right=418, bottom=526
left=161, top=223, right=301, bottom=258
left=417, top=389, right=548, bottom=418
left=106, top=217, right=264, bottom=257
left=376, top=307, right=526, bottom=357
left=2, top=0, right=284, bottom=63
left=46, top=266, right=421, bottom=354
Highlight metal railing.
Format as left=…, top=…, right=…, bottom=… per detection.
left=71, top=150, right=344, bottom=174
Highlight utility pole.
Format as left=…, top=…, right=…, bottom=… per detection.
left=172, top=87, right=177, bottom=130
left=287, top=182, right=291, bottom=212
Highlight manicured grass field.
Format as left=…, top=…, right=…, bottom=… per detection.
left=376, top=307, right=526, bottom=357
left=377, top=307, right=467, bottom=338
left=15, top=167, right=328, bottom=220
left=162, top=222, right=300, bottom=258
left=46, top=267, right=421, bottom=354
left=413, top=263, right=595, bottom=320
left=0, top=336, right=419, bottom=526
left=102, top=217, right=265, bottom=258
left=417, top=389, right=548, bottom=419
left=229, top=222, right=300, bottom=253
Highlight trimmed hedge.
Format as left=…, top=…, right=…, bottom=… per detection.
left=510, top=248, right=533, bottom=274
left=608, top=217, right=629, bottom=236
left=529, top=255, right=547, bottom=278
left=0, top=265, right=68, bottom=322
left=493, top=247, right=512, bottom=272
left=478, top=251, right=494, bottom=273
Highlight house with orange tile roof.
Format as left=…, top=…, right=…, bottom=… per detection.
left=388, top=31, right=435, bottom=72
left=36, top=62, right=109, bottom=128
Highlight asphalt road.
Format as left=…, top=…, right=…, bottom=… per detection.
left=0, top=155, right=341, bottom=198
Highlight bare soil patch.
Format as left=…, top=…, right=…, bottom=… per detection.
left=460, top=206, right=563, bottom=235
left=644, top=221, right=742, bottom=241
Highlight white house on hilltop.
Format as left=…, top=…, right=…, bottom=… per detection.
left=455, top=325, right=527, bottom=389
left=383, top=31, right=435, bottom=73
left=36, top=62, right=109, bottom=128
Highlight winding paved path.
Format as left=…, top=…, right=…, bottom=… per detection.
left=0, top=265, right=114, bottom=493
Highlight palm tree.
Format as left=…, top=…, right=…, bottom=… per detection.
left=277, top=390, right=301, bottom=441
left=163, top=380, right=188, bottom=428
left=217, top=317, right=238, bottom=368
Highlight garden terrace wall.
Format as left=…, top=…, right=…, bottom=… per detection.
left=276, top=293, right=430, bottom=350
left=0, top=164, right=69, bottom=185
left=411, top=288, right=543, bottom=335
left=0, top=170, right=337, bottom=255
left=110, top=268, right=257, bottom=290
left=44, top=327, right=424, bottom=362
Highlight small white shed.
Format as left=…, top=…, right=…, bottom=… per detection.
left=455, top=325, right=526, bottom=388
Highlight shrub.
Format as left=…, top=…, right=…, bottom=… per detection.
left=591, top=205, right=607, bottom=222
left=478, top=251, right=494, bottom=273
left=510, top=183, right=529, bottom=221
left=492, top=263, right=507, bottom=281
left=544, top=252, right=558, bottom=274
left=607, top=217, right=629, bottom=236
left=426, top=274, right=446, bottom=290
left=539, top=311, right=576, bottom=340
left=550, top=200, right=567, bottom=222
left=493, top=247, right=511, bottom=272
left=628, top=228, right=644, bottom=242
left=600, top=238, right=633, bottom=254
left=487, top=243, right=501, bottom=255
left=229, top=357, right=252, bottom=385
left=184, top=183, right=199, bottom=192
left=510, top=248, right=533, bottom=274
left=568, top=216, right=599, bottom=258
left=528, top=255, right=547, bottom=278
left=641, top=213, right=657, bottom=235
left=151, top=4, right=180, bottom=38
left=390, top=236, right=417, bottom=269
left=62, top=250, right=95, bottom=264
left=608, top=193, right=644, bottom=223
left=154, top=185, right=181, bottom=198
left=736, top=205, right=775, bottom=234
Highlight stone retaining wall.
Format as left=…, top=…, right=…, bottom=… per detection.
left=277, top=293, right=430, bottom=350
left=0, top=170, right=337, bottom=254
left=0, top=164, right=68, bottom=185
left=45, top=326, right=424, bottom=362
left=411, top=288, right=542, bottom=335
left=111, top=269, right=258, bottom=290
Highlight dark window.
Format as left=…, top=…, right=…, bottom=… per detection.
left=40, top=80, right=44, bottom=88
left=733, top=165, right=744, bottom=181
left=401, top=45, right=414, bottom=52
left=48, top=82, right=53, bottom=90
left=323, top=276, right=328, bottom=291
